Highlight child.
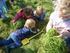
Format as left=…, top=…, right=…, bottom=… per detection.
left=12, top=6, right=45, bottom=23
left=46, top=0, right=70, bottom=32
left=46, top=0, right=70, bottom=52
left=33, top=6, right=45, bottom=21
left=12, top=7, right=34, bottom=23
left=0, top=0, right=8, bottom=19
left=12, top=6, right=45, bottom=29
left=0, top=19, right=38, bottom=48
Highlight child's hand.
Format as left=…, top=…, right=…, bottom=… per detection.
left=11, top=20, right=15, bottom=23
left=11, top=20, right=16, bottom=25
left=60, top=29, right=70, bottom=37
left=56, top=35, right=63, bottom=38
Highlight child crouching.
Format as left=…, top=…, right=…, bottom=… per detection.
left=46, top=0, right=70, bottom=52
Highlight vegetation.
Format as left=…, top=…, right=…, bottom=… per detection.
left=38, top=29, right=67, bottom=53
left=0, top=0, right=67, bottom=53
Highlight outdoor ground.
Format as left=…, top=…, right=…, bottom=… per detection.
left=0, top=0, right=67, bottom=53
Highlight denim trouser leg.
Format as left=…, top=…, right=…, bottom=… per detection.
left=7, top=43, right=21, bottom=49
left=0, top=38, right=13, bottom=46
left=9, top=32, right=21, bottom=47
left=65, top=37, right=70, bottom=48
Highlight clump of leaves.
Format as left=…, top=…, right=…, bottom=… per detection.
left=38, top=29, right=67, bottom=53
left=0, top=0, right=56, bottom=53
left=10, top=20, right=25, bottom=30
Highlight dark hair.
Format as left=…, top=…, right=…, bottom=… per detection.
left=23, top=7, right=33, bottom=16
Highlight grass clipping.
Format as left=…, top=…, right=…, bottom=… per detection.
left=38, top=28, right=67, bottom=53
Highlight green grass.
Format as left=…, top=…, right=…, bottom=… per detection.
left=0, top=0, right=67, bottom=53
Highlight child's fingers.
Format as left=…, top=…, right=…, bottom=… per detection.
left=11, top=20, right=15, bottom=23
left=61, top=29, right=70, bottom=37
left=56, top=35, right=63, bottom=38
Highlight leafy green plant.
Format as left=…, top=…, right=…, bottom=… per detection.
left=0, top=0, right=66, bottom=53
left=38, top=29, right=67, bottom=53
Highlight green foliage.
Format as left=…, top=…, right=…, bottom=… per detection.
left=11, top=20, right=25, bottom=30
left=38, top=29, right=67, bottom=53
left=0, top=0, right=67, bottom=53
left=47, top=28, right=59, bottom=37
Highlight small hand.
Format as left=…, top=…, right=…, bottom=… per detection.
left=56, top=35, right=62, bottom=38
left=11, top=20, right=15, bottom=23
left=60, top=29, right=70, bottom=37
left=11, top=20, right=16, bottom=26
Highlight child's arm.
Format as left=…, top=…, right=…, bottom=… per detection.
left=12, top=9, right=24, bottom=23
left=60, top=29, right=70, bottom=37
left=17, top=9, right=23, bottom=13
left=46, top=13, right=54, bottom=32
left=57, top=29, right=70, bottom=38
left=46, top=19, right=53, bottom=32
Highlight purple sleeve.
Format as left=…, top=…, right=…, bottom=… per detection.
left=13, top=12, right=24, bottom=23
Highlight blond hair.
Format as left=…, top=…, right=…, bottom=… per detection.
left=61, top=0, right=70, bottom=15
left=35, top=6, right=44, bottom=15
left=55, top=0, right=70, bottom=15
left=36, top=6, right=43, bottom=11
left=24, top=19, right=36, bottom=28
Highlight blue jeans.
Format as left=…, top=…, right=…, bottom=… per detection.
left=0, top=38, right=13, bottom=46
left=0, top=27, right=34, bottom=48
left=65, top=37, right=70, bottom=48
left=7, top=32, right=21, bottom=48
left=0, top=32, right=21, bottom=48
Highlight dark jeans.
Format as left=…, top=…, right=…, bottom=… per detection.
left=65, top=37, right=70, bottom=48
left=0, top=32, right=21, bottom=48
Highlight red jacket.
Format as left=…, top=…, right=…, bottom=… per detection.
left=13, top=9, right=33, bottom=23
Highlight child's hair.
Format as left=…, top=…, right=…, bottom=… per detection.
left=59, top=0, right=70, bottom=15
left=52, top=0, right=61, bottom=6
left=55, top=0, right=70, bottom=15
left=59, top=0, right=70, bottom=8
left=36, top=6, right=43, bottom=11
left=24, top=19, right=36, bottom=28
left=23, top=7, right=33, bottom=16
left=36, top=6, right=44, bottom=14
